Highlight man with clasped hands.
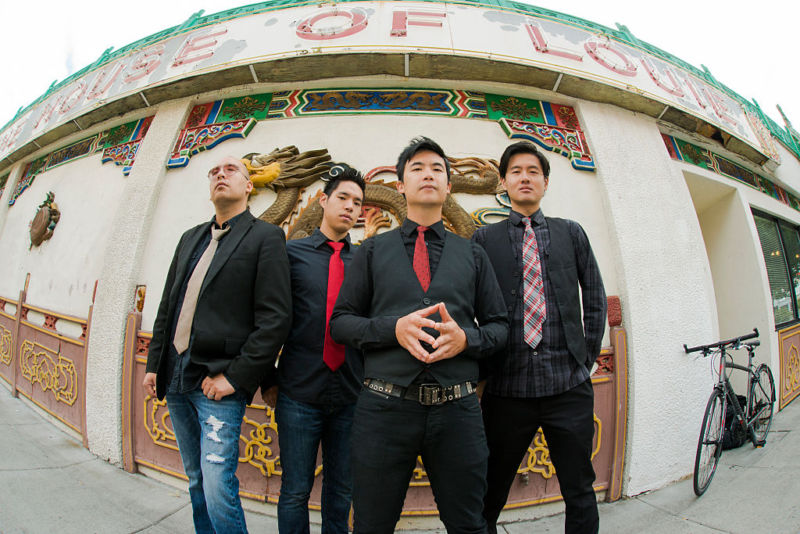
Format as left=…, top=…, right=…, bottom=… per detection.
left=330, top=137, right=509, bottom=533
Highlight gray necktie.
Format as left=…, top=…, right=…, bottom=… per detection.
left=173, top=226, right=231, bottom=354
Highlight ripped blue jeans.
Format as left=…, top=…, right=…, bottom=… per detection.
left=166, top=388, right=248, bottom=534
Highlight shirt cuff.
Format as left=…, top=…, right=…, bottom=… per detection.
left=223, top=372, right=240, bottom=393
left=461, top=326, right=481, bottom=359
left=372, top=316, right=402, bottom=346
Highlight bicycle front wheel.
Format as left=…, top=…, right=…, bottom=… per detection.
left=694, top=389, right=725, bottom=496
left=749, top=364, right=775, bottom=445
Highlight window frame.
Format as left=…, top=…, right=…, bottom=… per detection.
left=752, top=208, right=800, bottom=328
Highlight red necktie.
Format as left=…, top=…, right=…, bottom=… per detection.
left=413, top=226, right=431, bottom=291
left=324, top=241, right=346, bottom=371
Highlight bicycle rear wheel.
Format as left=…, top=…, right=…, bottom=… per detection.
left=749, top=364, right=775, bottom=445
left=694, top=389, right=725, bottom=496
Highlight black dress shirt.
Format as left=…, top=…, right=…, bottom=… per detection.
left=331, top=218, right=509, bottom=380
left=486, top=209, right=606, bottom=398
left=164, top=210, right=247, bottom=394
left=272, top=229, right=363, bottom=406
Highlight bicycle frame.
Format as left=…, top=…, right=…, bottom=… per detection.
left=714, top=344, right=762, bottom=446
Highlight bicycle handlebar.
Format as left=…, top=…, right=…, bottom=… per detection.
left=683, top=328, right=759, bottom=354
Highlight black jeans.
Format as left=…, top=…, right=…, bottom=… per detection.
left=482, top=379, right=599, bottom=534
left=351, top=389, right=489, bottom=534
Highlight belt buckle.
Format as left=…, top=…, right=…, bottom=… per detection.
left=419, top=384, right=443, bottom=405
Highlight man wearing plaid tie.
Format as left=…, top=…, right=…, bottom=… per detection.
left=331, top=137, right=508, bottom=533
left=473, top=142, right=607, bottom=534
left=143, top=156, right=292, bottom=534
left=259, top=164, right=365, bottom=534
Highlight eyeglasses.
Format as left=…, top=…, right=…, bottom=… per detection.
left=207, top=164, right=248, bottom=181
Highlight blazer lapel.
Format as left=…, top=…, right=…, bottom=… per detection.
left=199, top=211, right=255, bottom=297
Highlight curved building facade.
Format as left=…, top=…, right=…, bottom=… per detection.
left=0, top=0, right=798, bottom=523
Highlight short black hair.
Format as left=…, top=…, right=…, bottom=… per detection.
left=395, top=136, right=450, bottom=182
left=499, top=141, right=550, bottom=178
left=322, top=163, right=366, bottom=197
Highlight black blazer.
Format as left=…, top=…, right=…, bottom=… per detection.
left=146, top=210, right=292, bottom=401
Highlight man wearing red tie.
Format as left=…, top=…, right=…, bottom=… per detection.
left=472, top=142, right=607, bottom=534
left=261, top=164, right=365, bottom=534
left=331, top=137, right=508, bottom=533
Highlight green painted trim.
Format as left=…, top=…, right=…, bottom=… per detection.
left=666, top=133, right=800, bottom=211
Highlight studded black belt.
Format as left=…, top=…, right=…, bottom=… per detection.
left=363, top=378, right=475, bottom=405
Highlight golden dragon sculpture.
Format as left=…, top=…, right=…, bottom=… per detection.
left=243, top=147, right=502, bottom=240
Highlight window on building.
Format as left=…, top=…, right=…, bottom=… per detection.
left=753, top=210, right=799, bottom=325
left=779, top=221, right=800, bottom=317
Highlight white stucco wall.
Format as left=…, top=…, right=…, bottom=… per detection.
left=579, top=101, right=718, bottom=495
left=685, top=173, right=772, bottom=391
left=684, top=163, right=797, bottom=374
left=0, top=155, right=126, bottom=316
left=0, top=164, right=22, bottom=250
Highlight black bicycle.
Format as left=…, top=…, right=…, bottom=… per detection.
left=684, top=328, right=775, bottom=496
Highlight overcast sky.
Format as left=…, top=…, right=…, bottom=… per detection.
left=0, top=0, right=796, bottom=132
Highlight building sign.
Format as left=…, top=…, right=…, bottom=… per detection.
left=0, top=1, right=772, bottom=162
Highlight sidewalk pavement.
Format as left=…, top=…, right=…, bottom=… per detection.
left=1, top=387, right=799, bottom=534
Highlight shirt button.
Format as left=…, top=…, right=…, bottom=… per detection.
left=423, top=298, right=432, bottom=305
left=533, top=351, right=538, bottom=356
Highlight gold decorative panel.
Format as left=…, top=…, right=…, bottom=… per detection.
left=19, top=340, right=78, bottom=405
left=144, top=397, right=179, bottom=452
left=518, top=414, right=602, bottom=480
left=240, top=410, right=281, bottom=477
left=0, top=325, right=12, bottom=366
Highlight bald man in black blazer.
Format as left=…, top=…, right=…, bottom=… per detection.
left=143, top=155, right=291, bottom=534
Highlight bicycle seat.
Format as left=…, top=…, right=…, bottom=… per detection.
left=745, top=340, right=761, bottom=347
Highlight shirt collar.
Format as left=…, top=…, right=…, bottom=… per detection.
left=509, top=209, right=545, bottom=227
left=211, top=209, right=247, bottom=230
left=401, top=218, right=445, bottom=240
left=311, top=227, right=352, bottom=250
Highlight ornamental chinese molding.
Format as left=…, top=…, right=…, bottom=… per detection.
left=517, top=414, right=602, bottom=481
left=268, top=89, right=486, bottom=119
left=239, top=412, right=282, bottom=477
left=0, top=325, right=12, bottom=366
left=500, top=118, right=595, bottom=172
left=167, top=119, right=257, bottom=168
left=100, top=116, right=153, bottom=176
left=662, top=133, right=800, bottom=211
left=167, top=90, right=599, bottom=173
left=19, top=340, right=78, bottom=406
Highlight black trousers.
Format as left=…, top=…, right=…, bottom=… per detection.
left=482, top=379, right=599, bottom=534
left=350, top=389, right=489, bottom=534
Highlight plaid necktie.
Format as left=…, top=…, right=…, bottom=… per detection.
left=522, top=217, right=545, bottom=349
left=323, top=241, right=346, bottom=371
left=413, top=226, right=431, bottom=291
left=173, top=225, right=231, bottom=354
